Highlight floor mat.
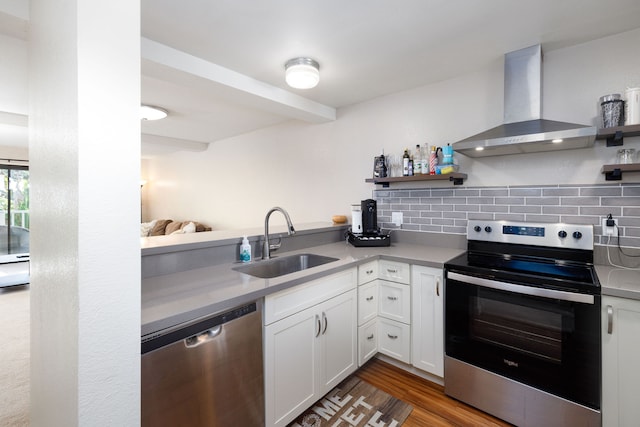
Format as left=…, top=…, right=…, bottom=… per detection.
left=288, top=375, right=413, bottom=427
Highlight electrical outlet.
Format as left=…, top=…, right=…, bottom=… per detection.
left=391, top=212, right=403, bottom=226
left=602, top=217, right=618, bottom=237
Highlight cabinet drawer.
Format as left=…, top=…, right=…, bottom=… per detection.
left=378, top=260, right=410, bottom=284
left=358, top=261, right=379, bottom=285
left=264, top=268, right=356, bottom=325
left=357, top=280, right=378, bottom=326
left=358, top=319, right=378, bottom=366
left=378, top=281, right=410, bottom=324
left=378, top=318, right=411, bottom=364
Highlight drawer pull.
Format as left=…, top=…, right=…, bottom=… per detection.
left=387, top=333, right=398, bottom=339
left=366, top=296, right=374, bottom=301
left=386, top=269, right=398, bottom=273
left=387, top=296, right=398, bottom=301
left=367, top=334, right=375, bottom=340
left=366, top=269, right=374, bottom=275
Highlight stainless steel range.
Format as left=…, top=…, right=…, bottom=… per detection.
left=444, top=220, right=601, bottom=427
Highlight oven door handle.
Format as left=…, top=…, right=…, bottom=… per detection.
left=447, top=272, right=595, bottom=304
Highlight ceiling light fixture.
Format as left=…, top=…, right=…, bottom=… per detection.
left=285, top=57, right=320, bottom=89
left=140, top=105, right=168, bottom=121
left=551, top=138, right=563, bottom=143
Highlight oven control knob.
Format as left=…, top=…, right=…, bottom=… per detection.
left=474, top=225, right=481, bottom=232
left=573, top=231, right=583, bottom=239
left=484, top=226, right=492, bottom=233
left=558, top=230, right=567, bottom=238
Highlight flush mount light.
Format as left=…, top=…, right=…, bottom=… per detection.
left=551, top=138, right=563, bottom=143
left=140, top=105, right=168, bottom=121
left=285, top=57, right=320, bottom=89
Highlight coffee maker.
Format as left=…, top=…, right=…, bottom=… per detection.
left=361, top=199, right=378, bottom=234
left=347, top=199, right=390, bottom=247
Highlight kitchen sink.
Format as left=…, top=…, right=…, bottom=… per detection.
left=233, top=253, right=339, bottom=279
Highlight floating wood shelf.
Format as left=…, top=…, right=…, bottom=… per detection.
left=601, top=163, right=640, bottom=181
left=365, top=173, right=467, bottom=187
left=596, top=124, right=640, bottom=146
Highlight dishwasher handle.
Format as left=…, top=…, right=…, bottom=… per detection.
left=142, top=301, right=259, bottom=355
left=184, top=325, right=222, bottom=348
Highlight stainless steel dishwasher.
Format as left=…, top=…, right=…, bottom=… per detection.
left=141, top=300, right=264, bottom=426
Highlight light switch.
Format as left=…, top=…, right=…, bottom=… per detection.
left=391, top=212, right=403, bottom=226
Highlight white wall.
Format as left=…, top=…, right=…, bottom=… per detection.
left=29, top=1, right=140, bottom=425
left=144, top=28, right=640, bottom=230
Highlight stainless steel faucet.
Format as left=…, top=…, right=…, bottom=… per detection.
left=263, top=207, right=296, bottom=259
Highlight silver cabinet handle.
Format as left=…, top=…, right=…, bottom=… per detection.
left=366, top=296, right=374, bottom=301
left=387, top=268, right=397, bottom=273
left=367, top=334, right=374, bottom=340
left=387, top=334, right=398, bottom=339
left=315, top=314, right=321, bottom=337
left=322, top=312, right=328, bottom=335
left=436, top=277, right=440, bottom=297
left=387, top=296, right=398, bottom=301
left=607, top=305, right=613, bottom=334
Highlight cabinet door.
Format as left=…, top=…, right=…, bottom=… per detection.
left=602, top=296, right=640, bottom=427
left=378, top=317, right=411, bottom=364
left=318, top=289, right=358, bottom=393
left=378, top=260, right=410, bottom=284
left=265, top=306, right=319, bottom=427
left=358, top=260, right=378, bottom=285
left=378, top=280, right=411, bottom=324
left=411, top=265, right=444, bottom=377
left=358, top=280, right=378, bottom=325
left=358, top=318, right=378, bottom=366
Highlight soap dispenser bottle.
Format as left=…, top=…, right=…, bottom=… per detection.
left=240, top=236, right=251, bottom=262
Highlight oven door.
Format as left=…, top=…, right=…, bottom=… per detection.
left=445, top=271, right=601, bottom=410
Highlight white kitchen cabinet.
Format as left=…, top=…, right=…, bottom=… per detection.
left=378, top=317, right=411, bottom=364
left=602, top=295, right=640, bottom=427
left=264, top=270, right=357, bottom=427
left=379, top=280, right=411, bottom=324
left=357, top=260, right=412, bottom=365
left=358, top=260, right=378, bottom=285
left=358, top=280, right=378, bottom=325
left=358, top=318, right=378, bottom=365
left=411, top=265, right=444, bottom=377
left=378, top=259, right=410, bottom=284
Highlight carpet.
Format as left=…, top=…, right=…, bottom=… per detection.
left=0, top=285, right=30, bottom=427
left=288, top=375, right=413, bottom=427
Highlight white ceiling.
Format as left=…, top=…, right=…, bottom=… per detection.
left=3, top=1, right=640, bottom=156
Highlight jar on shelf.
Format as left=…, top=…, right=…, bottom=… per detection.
left=617, top=148, right=636, bottom=164
left=600, top=94, right=625, bottom=128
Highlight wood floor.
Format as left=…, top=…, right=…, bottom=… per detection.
left=355, top=358, right=512, bottom=427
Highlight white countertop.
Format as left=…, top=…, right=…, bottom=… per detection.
left=142, top=240, right=464, bottom=337
left=596, top=265, right=640, bottom=300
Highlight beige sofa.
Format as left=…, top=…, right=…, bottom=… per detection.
left=141, top=219, right=212, bottom=237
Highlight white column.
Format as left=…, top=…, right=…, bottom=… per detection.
left=29, top=1, right=140, bottom=426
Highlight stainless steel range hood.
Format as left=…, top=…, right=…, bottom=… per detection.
left=454, top=45, right=596, bottom=157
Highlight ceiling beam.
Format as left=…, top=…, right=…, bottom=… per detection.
left=141, top=37, right=336, bottom=124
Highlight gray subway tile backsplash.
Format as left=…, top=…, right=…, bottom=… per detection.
left=374, top=183, right=640, bottom=249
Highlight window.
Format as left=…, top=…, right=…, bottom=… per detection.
left=0, top=165, right=29, bottom=255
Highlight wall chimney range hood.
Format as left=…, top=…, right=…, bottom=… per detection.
left=454, top=45, right=596, bottom=157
